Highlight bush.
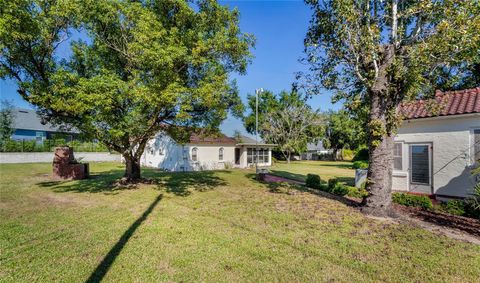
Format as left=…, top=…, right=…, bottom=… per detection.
left=464, top=183, right=480, bottom=219
left=353, top=147, right=369, bottom=162
left=341, top=149, right=355, bottom=161
left=437, top=200, right=466, bottom=216
left=331, top=183, right=349, bottom=196
left=392, top=192, right=433, bottom=210
left=352, top=160, right=369, bottom=170
left=306, top=174, right=321, bottom=189
left=346, top=186, right=368, bottom=198
left=328, top=178, right=338, bottom=191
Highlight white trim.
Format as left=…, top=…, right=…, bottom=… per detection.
left=403, top=112, right=480, bottom=123
left=470, top=127, right=480, bottom=165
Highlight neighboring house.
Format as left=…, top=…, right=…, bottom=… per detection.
left=393, top=87, right=480, bottom=199
left=141, top=132, right=275, bottom=171
left=301, top=141, right=332, bottom=160
left=10, top=108, right=78, bottom=142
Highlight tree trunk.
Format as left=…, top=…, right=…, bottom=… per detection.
left=361, top=132, right=394, bottom=216
left=361, top=89, right=395, bottom=217
left=124, top=154, right=141, bottom=181
left=286, top=152, right=291, bottom=163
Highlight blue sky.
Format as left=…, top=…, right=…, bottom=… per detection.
left=0, top=0, right=338, bottom=137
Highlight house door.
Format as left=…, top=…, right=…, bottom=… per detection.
left=235, top=148, right=241, bottom=165
left=409, top=144, right=433, bottom=194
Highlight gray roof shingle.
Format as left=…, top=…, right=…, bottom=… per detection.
left=11, top=108, right=77, bottom=133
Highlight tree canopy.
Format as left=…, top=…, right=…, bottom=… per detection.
left=322, top=109, right=364, bottom=159
left=1, top=0, right=254, bottom=180
left=243, top=90, right=324, bottom=162
left=303, top=0, right=480, bottom=216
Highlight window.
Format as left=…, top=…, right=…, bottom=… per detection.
left=247, top=148, right=270, bottom=164
left=393, top=143, right=402, bottom=170
left=474, top=129, right=480, bottom=163
left=219, top=147, right=224, bottom=161
left=159, top=148, right=164, bottom=155
left=192, top=147, right=198, bottom=162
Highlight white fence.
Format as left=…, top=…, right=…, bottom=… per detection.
left=0, top=152, right=121, bottom=164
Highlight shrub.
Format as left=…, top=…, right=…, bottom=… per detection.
left=306, top=174, right=321, bottom=189
left=465, top=183, right=480, bottom=219
left=437, top=200, right=466, bottom=216
left=346, top=186, right=368, bottom=198
left=341, top=149, right=355, bottom=161
left=328, top=178, right=338, bottom=191
left=392, top=192, right=433, bottom=210
left=352, top=147, right=369, bottom=162
left=352, top=160, right=369, bottom=170
left=331, top=183, right=349, bottom=196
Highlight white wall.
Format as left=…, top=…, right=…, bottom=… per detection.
left=141, top=133, right=237, bottom=171
left=394, top=114, right=480, bottom=197
left=0, top=152, right=121, bottom=163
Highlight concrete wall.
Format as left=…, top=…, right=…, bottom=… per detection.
left=393, top=114, right=480, bottom=197
left=0, top=152, right=121, bottom=164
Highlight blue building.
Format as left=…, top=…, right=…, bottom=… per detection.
left=11, top=108, right=78, bottom=142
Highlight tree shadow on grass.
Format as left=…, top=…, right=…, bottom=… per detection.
left=86, top=193, right=163, bottom=283
left=37, top=168, right=229, bottom=196
left=37, top=169, right=126, bottom=194
left=319, top=163, right=354, bottom=169
left=154, top=170, right=230, bottom=196
left=246, top=173, right=360, bottom=208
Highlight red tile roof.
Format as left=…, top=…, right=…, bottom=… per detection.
left=188, top=133, right=237, bottom=145
left=400, top=87, right=480, bottom=119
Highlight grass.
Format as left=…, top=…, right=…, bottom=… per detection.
left=1, top=162, right=479, bottom=282
left=271, top=160, right=356, bottom=185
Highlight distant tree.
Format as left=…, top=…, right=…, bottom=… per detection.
left=233, top=129, right=243, bottom=143
left=243, top=90, right=280, bottom=138
left=323, top=110, right=363, bottom=160
left=0, top=0, right=253, bottom=181
left=302, top=0, right=480, bottom=216
left=245, top=90, right=323, bottom=163
left=0, top=100, right=14, bottom=143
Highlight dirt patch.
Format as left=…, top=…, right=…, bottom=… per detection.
left=394, top=204, right=480, bottom=244
left=263, top=174, right=304, bottom=184
left=31, top=192, right=98, bottom=208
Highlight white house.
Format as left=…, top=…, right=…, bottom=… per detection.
left=393, top=87, right=480, bottom=199
left=141, top=132, right=275, bottom=171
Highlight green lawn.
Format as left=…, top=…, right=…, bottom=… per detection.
left=1, top=162, right=479, bottom=282
left=271, top=160, right=355, bottom=185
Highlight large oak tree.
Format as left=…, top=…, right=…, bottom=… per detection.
left=302, top=0, right=480, bottom=216
left=0, top=0, right=253, bottom=181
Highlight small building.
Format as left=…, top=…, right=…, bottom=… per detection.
left=393, top=87, right=480, bottom=199
left=141, top=132, right=275, bottom=171
left=10, top=108, right=78, bottom=142
left=301, top=141, right=332, bottom=160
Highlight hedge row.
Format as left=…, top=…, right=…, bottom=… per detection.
left=0, top=139, right=109, bottom=152
left=305, top=174, right=368, bottom=198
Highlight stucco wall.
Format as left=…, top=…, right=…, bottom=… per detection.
left=394, top=114, right=480, bottom=197
left=141, top=134, right=238, bottom=171
left=141, top=133, right=273, bottom=171
left=0, top=152, right=121, bottom=163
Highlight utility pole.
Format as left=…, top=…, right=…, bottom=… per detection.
left=255, top=88, right=263, bottom=173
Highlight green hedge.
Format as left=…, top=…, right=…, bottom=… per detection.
left=306, top=174, right=322, bottom=189
left=0, top=139, right=109, bottom=152
left=392, top=192, right=433, bottom=210
left=352, top=160, right=369, bottom=169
